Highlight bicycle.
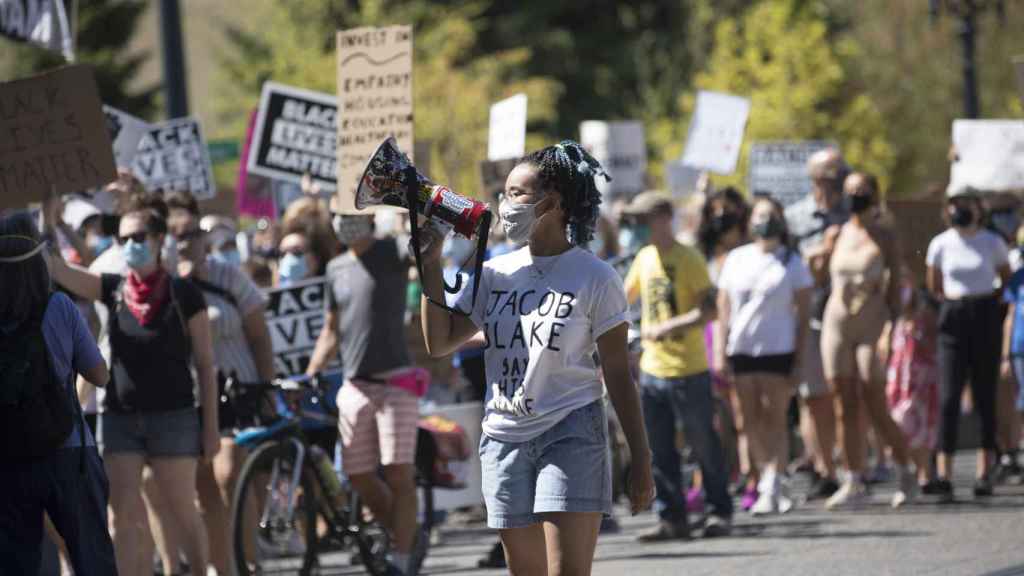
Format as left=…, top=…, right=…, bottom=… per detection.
left=226, top=374, right=437, bottom=576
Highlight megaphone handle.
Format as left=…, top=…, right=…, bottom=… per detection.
left=405, top=166, right=471, bottom=316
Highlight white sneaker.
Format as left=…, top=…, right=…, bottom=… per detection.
left=892, top=466, right=918, bottom=508
left=750, top=490, right=777, bottom=516
left=824, top=478, right=869, bottom=510
left=777, top=478, right=795, bottom=514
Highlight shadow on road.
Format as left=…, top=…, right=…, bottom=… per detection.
left=595, top=550, right=771, bottom=563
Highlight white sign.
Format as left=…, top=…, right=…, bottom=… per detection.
left=748, top=140, right=834, bottom=207
left=488, top=93, right=528, bottom=161
left=579, top=120, right=646, bottom=199
left=665, top=162, right=702, bottom=199
left=420, top=402, right=485, bottom=510
left=102, top=106, right=149, bottom=168
left=681, top=90, right=750, bottom=175
left=131, top=117, right=216, bottom=200
left=949, top=120, right=1024, bottom=194
left=264, top=277, right=338, bottom=378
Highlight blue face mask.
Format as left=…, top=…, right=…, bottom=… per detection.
left=278, top=253, right=308, bottom=285
left=123, top=239, right=154, bottom=271
left=618, top=224, right=650, bottom=255
left=90, top=235, right=114, bottom=256
left=212, top=249, right=242, bottom=268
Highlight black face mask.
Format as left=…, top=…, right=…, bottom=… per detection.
left=849, top=194, right=873, bottom=214
left=951, top=206, right=975, bottom=228
left=752, top=216, right=785, bottom=239
left=710, top=213, right=739, bottom=234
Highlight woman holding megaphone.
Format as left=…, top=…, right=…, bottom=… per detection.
left=420, top=141, right=655, bottom=575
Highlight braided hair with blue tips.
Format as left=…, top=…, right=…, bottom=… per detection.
left=517, top=140, right=611, bottom=247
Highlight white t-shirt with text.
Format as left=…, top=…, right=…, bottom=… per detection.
left=926, top=228, right=1008, bottom=299
left=455, top=246, right=628, bottom=443
left=718, top=243, right=813, bottom=357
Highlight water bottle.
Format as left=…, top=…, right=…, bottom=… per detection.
left=309, top=445, right=346, bottom=510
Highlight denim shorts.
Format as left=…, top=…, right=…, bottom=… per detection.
left=479, top=399, right=612, bottom=529
left=98, top=407, right=201, bottom=458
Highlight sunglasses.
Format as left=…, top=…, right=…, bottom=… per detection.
left=281, top=248, right=307, bottom=257
left=174, top=228, right=204, bottom=243
left=117, top=231, right=149, bottom=245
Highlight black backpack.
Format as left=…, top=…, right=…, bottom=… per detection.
left=0, top=295, right=77, bottom=461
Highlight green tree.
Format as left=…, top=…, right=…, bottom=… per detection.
left=655, top=0, right=894, bottom=192
left=3, top=0, right=158, bottom=119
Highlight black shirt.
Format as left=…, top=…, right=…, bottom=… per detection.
left=100, top=273, right=206, bottom=413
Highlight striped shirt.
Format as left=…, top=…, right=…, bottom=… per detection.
left=201, top=258, right=268, bottom=383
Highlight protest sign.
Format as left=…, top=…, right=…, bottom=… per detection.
left=681, top=90, right=750, bottom=175
left=248, top=82, right=338, bottom=191
left=0, top=65, right=116, bottom=209
left=665, top=162, right=702, bottom=199
left=488, top=93, right=527, bottom=161
left=948, top=120, right=1024, bottom=194
left=580, top=120, right=646, bottom=200
left=479, top=158, right=518, bottom=202
left=264, top=277, right=338, bottom=378
left=0, top=0, right=74, bottom=60
left=102, top=105, right=148, bottom=168
left=748, top=140, right=835, bottom=208
left=131, top=117, right=216, bottom=200
left=336, top=25, right=414, bottom=212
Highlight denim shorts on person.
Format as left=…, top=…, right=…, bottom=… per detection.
left=98, top=407, right=201, bottom=458
left=479, top=399, right=612, bottom=529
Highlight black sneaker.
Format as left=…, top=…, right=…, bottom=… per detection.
left=702, top=515, right=732, bottom=538
left=807, top=477, right=840, bottom=500
left=973, top=477, right=994, bottom=498
left=637, top=519, right=691, bottom=542
left=922, top=479, right=953, bottom=502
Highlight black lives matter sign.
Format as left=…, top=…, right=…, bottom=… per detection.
left=0, top=65, right=116, bottom=209
left=264, top=277, right=340, bottom=378
left=131, top=117, right=216, bottom=200
left=247, top=82, right=338, bottom=192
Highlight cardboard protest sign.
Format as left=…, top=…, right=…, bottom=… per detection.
left=681, top=90, right=750, bottom=175
left=479, top=159, right=518, bottom=202
left=580, top=120, right=646, bottom=200
left=248, top=82, right=338, bottom=191
left=102, top=105, right=148, bottom=168
left=488, top=94, right=527, bottom=161
left=131, top=117, right=216, bottom=200
left=264, top=277, right=339, bottom=378
left=948, top=120, right=1024, bottom=194
left=0, top=65, right=116, bottom=209
left=0, top=0, right=74, bottom=60
left=336, top=25, right=414, bottom=212
left=748, top=140, right=835, bottom=207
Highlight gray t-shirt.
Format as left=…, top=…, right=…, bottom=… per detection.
left=326, top=238, right=411, bottom=380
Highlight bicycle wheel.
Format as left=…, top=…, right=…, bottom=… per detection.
left=232, top=439, right=319, bottom=576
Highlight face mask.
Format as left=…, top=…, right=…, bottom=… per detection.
left=212, top=249, right=242, bottom=268
left=849, top=194, right=873, bottom=214
left=499, top=198, right=546, bottom=245
left=123, top=239, right=154, bottom=270
left=710, top=213, right=738, bottom=234
left=751, top=216, right=785, bottom=239
left=278, top=253, right=308, bottom=285
left=951, top=206, right=975, bottom=228
left=89, top=235, right=113, bottom=256
left=333, top=215, right=373, bottom=245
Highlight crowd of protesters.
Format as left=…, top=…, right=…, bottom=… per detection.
left=2, top=137, right=1024, bottom=576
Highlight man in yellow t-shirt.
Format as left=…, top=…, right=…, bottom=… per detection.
left=623, top=191, right=733, bottom=541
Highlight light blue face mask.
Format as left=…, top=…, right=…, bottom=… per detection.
left=212, top=249, right=242, bottom=268
left=278, top=253, right=308, bottom=285
left=90, top=235, right=114, bottom=256
left=618, top=224, right=650, bottom=255
left=123, top=239, right=154, bottom=270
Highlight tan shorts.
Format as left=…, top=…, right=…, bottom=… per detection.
left=336, top=380, right=420, bottom=476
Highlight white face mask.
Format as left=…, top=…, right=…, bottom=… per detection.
left=499, top=198, right=547, bottom=245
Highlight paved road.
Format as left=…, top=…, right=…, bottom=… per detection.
left=317, top=455, right=1024, bottom=576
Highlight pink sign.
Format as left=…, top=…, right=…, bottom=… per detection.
left=236, top=109, right=276, bottom=220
